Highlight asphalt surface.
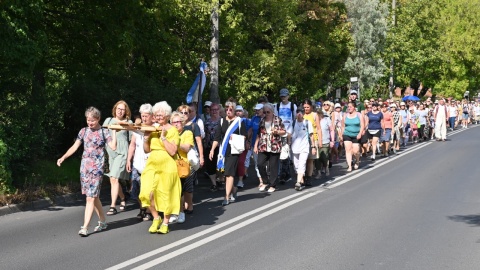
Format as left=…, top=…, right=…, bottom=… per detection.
left=1, top=126, right=480, bottom=270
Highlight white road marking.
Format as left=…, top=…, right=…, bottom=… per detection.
left=133, top=191, right=322, bottom=270
left=107, top=126, right=471, bottom=269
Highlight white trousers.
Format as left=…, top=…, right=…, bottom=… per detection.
left=435, top=118, right=447, bottom=140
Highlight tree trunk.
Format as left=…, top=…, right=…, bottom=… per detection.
left=209, top=1, right=220, bottom=104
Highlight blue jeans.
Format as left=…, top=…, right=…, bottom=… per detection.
left=448, top=117, right=456, bottom=129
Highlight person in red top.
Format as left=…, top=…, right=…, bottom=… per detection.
left=380, top=104, right=393, bottom=156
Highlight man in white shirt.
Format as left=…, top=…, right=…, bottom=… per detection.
left=434, top=99, right=449, bottom=141
left=474, top=102, right=480, bottom=124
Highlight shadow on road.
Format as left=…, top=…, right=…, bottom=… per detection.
left=447, top=214, right=480, bottom=226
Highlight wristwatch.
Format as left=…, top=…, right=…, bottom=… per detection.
left=161, top=137, right=166, bottom=141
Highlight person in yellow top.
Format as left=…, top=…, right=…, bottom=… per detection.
left=301, top=99, right=322, bottom=185
left=169, top=111, right=195, bottom=224
left=140, top=101, right=182, bottom=234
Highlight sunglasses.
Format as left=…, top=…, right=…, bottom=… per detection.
left=180, top=111, right=189, bottom=115
left=226, top=108, right=234, bottom=112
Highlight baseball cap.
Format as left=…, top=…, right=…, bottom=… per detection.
left=389, top=103, right=397, bottom=108
left=254, top=103, right=264, bottom=110
left=204, top=101, right=212, bottom=107
left=400, top=102, right=406, bottom=106
left=235, top=105, right=244, bottom=111
left=350, top=90, right=358, bottom=95
left=334, top=103, right=341, bottom=108
left=279, top=88, right=289, bottom=97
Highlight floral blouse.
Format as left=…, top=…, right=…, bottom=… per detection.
left=256, top=116, right=285, bottom=154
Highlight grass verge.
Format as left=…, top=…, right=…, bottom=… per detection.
left=0, top=158, right=81, bottom=207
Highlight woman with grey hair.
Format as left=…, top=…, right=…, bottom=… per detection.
left=139, top=101, right=182, bottom=234
left=126, top=103, right=154, bottom=221
left=209, top=98, right=247, bottom=205
left=254, top=103, right=286, bottom=192
left=57, top=107, right=117, bottom=236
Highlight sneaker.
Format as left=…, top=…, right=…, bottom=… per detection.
left=94, top=221, right=107, bottom=232
left=259, top=185, right=267, bottom=192
left=157, top=224, right=169, bottom=234
left=78, top=226, right=88, bottom=237
left=370, top=155, right=375, bottom=161
left=149, top=218, right=162, bottom=233
left=236, top=181, right=244, bottom=188
left=169, top=215, right=178, bottom=224
left=294, top=182, right=305, bottom=191
left=285, top=177, right=292, bottom=183
left=210, top=185, right=217, bottom=192
left=221, top=199, right=230, bottom=206
left=230, top=193, right=236, bottom=202
left=177, top=212, right=185, bottom=224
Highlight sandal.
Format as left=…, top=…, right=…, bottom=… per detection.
left=106, top=207, right=117, bottom=216
left=78, top=226, right=89, bottom=237
left=94, top=221, right=107, bottom=232
left=119, top=200, right=126, bottom=211
left=143, top=213, right=153, bottom=221
left=137, top=208, right=147, bottom=220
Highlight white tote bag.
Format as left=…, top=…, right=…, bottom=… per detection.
left=229, top=134, right=245, bottom=154
left=187, top=147, right=200, bottom=171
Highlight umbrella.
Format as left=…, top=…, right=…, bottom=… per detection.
left=402, top=95, right=420, bottom=102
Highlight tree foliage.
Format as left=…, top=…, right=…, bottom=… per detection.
left=0, top=0, right=351, bottom=191
left=386, top=0, right=480, bottom=99
left=343, top=0, right=389, bottom=90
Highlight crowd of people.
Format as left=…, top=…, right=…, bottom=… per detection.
left=56, top=88, right=479, bottom=237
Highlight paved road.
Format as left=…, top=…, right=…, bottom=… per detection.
left=1, top=127, right=480, bottom=270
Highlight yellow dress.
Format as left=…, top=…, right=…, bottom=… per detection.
left=139, top=127, right=181, bottom=216
left=304, top=112, right=318, bottom=141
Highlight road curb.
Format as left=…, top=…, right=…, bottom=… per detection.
left=0, top=193, right=83, bottom=217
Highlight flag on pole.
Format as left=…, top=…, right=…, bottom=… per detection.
left=186, top=61, right=208, bottom=115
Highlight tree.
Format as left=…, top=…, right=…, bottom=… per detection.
left=343, top=0, right=389, bottom=91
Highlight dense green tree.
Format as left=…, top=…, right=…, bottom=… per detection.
left=0, top=0, right=353, bottom=192
left=385, top=0, right=480, bottom=99
left=343, top=0, right=389, bottom=91
left=219, top=0, right=351, bottom=106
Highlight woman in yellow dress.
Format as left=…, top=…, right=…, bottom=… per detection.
left=139, top=101, right=181, bottom=234
left=301, top=99, right=322, bottom=185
